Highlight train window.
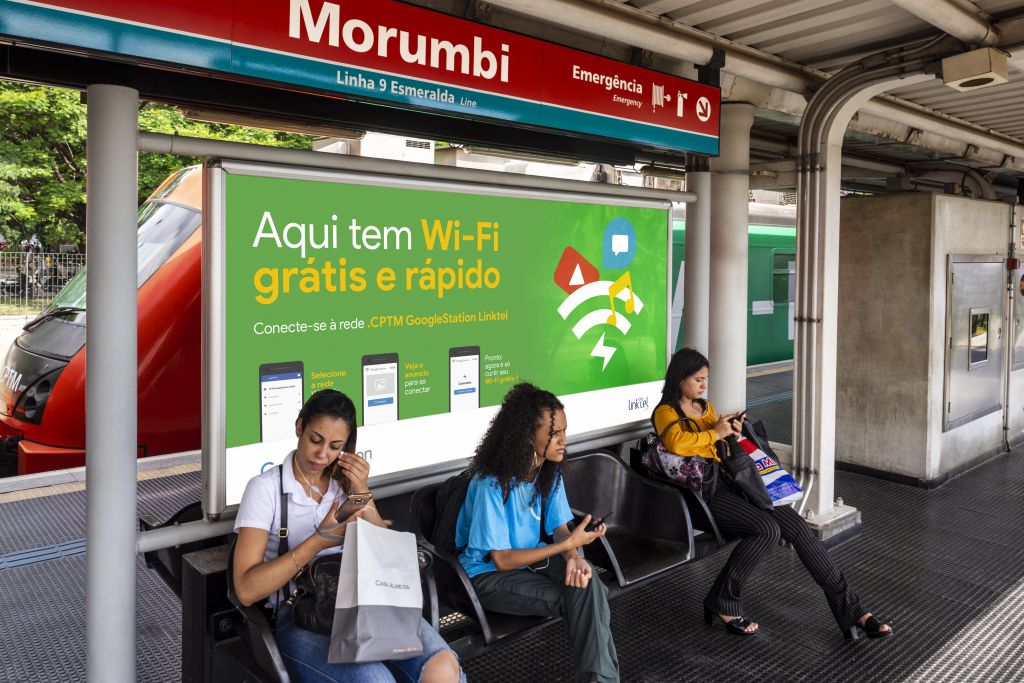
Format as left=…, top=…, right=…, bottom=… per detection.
left=968, top=308, right=990, bottom=368
left=48, top=201, right=201, bottom=311
left=772, top=252, right=795, bottom=305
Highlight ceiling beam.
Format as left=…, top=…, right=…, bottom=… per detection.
left=886, top=0, right=998, bottom=46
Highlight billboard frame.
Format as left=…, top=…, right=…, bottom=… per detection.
left=202, top=157, right=674, bottom=520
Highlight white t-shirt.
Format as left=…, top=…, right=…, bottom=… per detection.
left=234, top=451, right=346, bottom=604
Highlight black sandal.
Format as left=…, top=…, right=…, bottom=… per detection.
left=863, top=615, right=894, bottom=639
left=845, top=615, right=893, bottom=640
left=704, top=607, right=758, bottom=636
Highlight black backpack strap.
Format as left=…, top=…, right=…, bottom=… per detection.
left=275, top=464, right=290, bottom=616
left=278, top=464, right=289, bottom=556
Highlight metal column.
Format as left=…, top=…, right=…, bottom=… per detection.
left=85, top=84, right=139, bottom=682
left=708, top=103, right=754, bottom=413
left=793, top=40, right=941, bottom=528
left=683, top=159, right=711, bottom=356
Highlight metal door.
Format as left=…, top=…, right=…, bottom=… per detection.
left=944, top=255, right=1005, bottom=431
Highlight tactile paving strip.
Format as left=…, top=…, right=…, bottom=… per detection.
left=0, top=470, right=201, bottom=555
left=746, top=369, right=793, bottom=402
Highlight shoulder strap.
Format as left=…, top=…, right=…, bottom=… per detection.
left=278, top=464, right=289, bottom=556
left=539, top=489, right=553, bottom=545
left=274, top=464, right=291, bottom=616
left=657, top=406, right=701, bottom=442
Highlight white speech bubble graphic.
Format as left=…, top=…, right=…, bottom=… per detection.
left=611, top=234, right=630, bottom=256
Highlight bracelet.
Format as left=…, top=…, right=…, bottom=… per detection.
left=290, top=551, right=302, bottom=573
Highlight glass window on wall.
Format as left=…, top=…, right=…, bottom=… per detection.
left=772, top=252, right=796, bottom=305
left=969, top=308, right=990, bottom=368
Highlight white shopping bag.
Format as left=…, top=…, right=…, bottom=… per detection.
left=328, top=519, right=424, bottom=663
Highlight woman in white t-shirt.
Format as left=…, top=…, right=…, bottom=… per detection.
left=233, top=389, right=463, bottom=683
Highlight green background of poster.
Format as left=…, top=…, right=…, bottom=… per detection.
left=224, top=172, right=668, bottom=448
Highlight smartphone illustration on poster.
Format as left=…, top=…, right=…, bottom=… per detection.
left=449, top=346, right=481, bottom=412
left=259, top=361, right=304, bottom=442
left=362, top=353, right=399, bottom=426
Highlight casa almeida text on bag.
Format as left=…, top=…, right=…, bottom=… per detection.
left=328, top=518, right=424, bottom=663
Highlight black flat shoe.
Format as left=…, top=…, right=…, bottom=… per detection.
left=704, top=607, right=758, bottom=636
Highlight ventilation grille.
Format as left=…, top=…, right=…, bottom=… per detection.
left=405, top=139, right=431, bottom=149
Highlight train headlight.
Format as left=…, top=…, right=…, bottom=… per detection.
left=15, top=373, right=60, bottom=425
left=22, top=395, right=38, bottom=420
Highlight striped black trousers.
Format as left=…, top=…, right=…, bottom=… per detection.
left=705, top=486, right=864, bottom=632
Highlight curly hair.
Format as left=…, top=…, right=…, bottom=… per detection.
left=469, top=382, right=565, bottom=504
left=295, top=389, right=358, bottom=495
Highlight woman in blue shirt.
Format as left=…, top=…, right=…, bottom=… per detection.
left=456, top=383, right=618, bottom=683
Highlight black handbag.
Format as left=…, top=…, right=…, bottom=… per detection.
left=718, top=435, right=773, bottom=511
left=289, top=555, right=342, bottom=634
left=276, top=464, right=342, bottom=635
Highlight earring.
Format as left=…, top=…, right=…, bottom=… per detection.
left=533, top=451, right=543, bottom=467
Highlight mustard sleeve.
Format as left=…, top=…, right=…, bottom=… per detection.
left=652, top=404, right=720, bottom=460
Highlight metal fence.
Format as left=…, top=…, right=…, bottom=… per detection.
left=0, top=252, right=85, bottom=314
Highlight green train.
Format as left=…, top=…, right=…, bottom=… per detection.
left=670, top=204, right=797, bottom=365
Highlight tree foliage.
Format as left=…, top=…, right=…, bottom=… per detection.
left=0, top=82, right=87, bottom=247
left=0, top=81, right=312, bottom=249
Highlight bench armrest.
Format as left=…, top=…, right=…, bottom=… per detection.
left=415, top=537, right=496, bottom=644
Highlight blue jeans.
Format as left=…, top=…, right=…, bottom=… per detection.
left=275, top=606, right=464, bottom=683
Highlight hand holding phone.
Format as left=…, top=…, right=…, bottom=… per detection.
left=585, top=511, right=613, bottom=532
left=335, top=492, right=373, bottom=521
left=730, top=410, right=747, bottom=425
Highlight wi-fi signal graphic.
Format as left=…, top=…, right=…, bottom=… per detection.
left=557, top=280, right=645, bottom=370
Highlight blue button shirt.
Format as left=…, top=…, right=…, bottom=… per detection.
left=455, top=473, right=574, bottom=578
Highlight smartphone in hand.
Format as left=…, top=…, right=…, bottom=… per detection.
left=731, top=410, right=748, bottom=425
left=335, top=492, right=373, bottom=521
left=585, top=512, right=613, bottom=532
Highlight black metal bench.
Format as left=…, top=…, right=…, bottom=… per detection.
left=626, top=442, right=726, bottom=554
left=409, top=480, right=563, bottom=657
left=409, top=449, right=724, bottom=657
left=562, top=449, right=715, bottom=587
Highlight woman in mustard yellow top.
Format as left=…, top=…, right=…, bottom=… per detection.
left=653, top=348, right=893, bottom=640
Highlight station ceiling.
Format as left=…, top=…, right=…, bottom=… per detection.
left=634, top=0, right=1024, bottom=145
left=447, top=0, right=1024, bottom=198
left=5, top=0, right=1021, bottom=197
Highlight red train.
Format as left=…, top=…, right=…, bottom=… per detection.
left=0, top=167, right=203, bottom=474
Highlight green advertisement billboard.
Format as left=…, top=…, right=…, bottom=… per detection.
left=213, top=163, right=670, bottom=505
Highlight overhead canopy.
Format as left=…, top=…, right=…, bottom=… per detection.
left=0, top=0, right=721, bottom=160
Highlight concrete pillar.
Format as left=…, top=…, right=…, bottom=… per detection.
left=708, top=103, right=754, bottom=412
left=85, top=84, right=139, bottom=683
left=683, top=158, right=711, bottom=356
